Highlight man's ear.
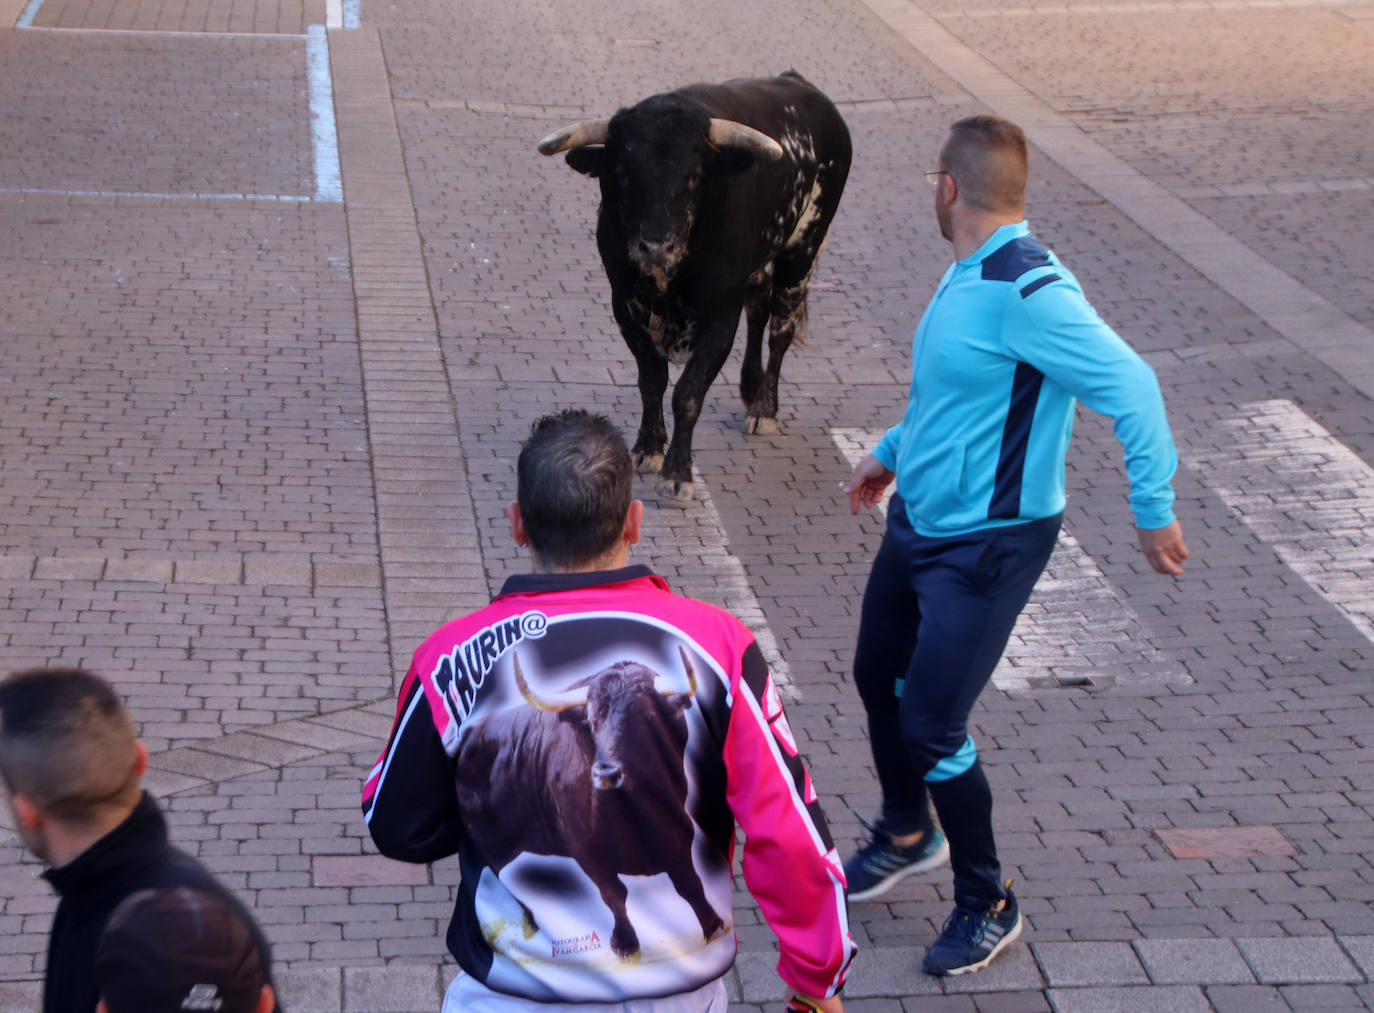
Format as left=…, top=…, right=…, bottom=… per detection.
left=96, top=1001, right=110, bottom=1013
left=623, top=499, right=645, bottom=547
left=565, top=147, right=612, bottom=178
left=10, top=792, right=42, bottom=834
left=134, top=740, right=149, bottom=780
left=507, top=502, right=529, bottom=548
left=256, top=983, right=276, bottom=1013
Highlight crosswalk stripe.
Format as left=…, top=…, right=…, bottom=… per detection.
left=1185, top=398, right=1374, bottom=645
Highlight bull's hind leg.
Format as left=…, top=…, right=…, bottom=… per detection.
left=748, top=157, right=850, bottom=435
left=745, top=267, right=809, bottom=436
left=739, top=268, right=772, bottom=417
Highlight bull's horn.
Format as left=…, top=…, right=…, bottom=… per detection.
left=536, top=119, right=611, bottom=155
left=679, top=646, right=698, bottom=696
left=707, top=119, right=785, bottom=161
left=513, top=652, right=588, bottom=711
left=653, top=647, right=699, bottom=699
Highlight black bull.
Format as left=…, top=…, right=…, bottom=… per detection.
left=539, top=72, right=852, bottom=501
left=454, top=648, right=725, bottom=958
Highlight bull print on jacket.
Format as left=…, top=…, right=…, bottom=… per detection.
left=454, top=647, right=726, bottom=960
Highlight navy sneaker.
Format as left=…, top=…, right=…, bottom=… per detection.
left=843, top=821, right=949, bottom=902
left=922, top=886, right=1022, bottom=976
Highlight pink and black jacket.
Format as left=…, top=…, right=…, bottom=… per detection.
left=363, top=566, right=855, bottom=1004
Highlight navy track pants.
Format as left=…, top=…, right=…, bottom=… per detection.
left=853, top=493, right=1061, bottom=910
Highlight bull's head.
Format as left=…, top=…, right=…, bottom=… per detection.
left=513, top=648, right=699, bottom=791
left=538, top=96, right=784, bottom=284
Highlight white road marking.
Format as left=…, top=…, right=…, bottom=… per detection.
left=0, top=187, right=317, bottom=201
left=16, top=26, right=309, bottom=36
left=1185, top=399, right=1374, bottom=645
left=639, top=469, right=795, bottom=692
left=306, top=25, right=344, bottom=202
left=16, top=0, right=43, bottom=27
left=343, top=0, right=361, bottom=28
left=327, top=0, right=343, bottom=29
left=832, top=429, right=1188, bottom=690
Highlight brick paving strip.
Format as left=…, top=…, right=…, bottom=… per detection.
left=325, top=26, right=489, bottom=677
left=860, top=0, right=1374, bottom=403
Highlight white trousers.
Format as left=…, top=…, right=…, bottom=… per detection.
left=441, top=970, right=729, bottom=1013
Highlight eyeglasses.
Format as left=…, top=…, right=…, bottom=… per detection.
left=924, top=169, right=951, bottom=188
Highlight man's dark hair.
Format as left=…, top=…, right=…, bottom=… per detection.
left=942, top=115, right=1028, bottom=214
left=0, top=667, right=141, bottom=826
left=516, top=409, right=633, bottom=568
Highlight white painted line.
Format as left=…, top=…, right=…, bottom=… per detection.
left=17, top=27, right=308, bottom=36
left=640, top=469, right=795, bottom=693
left=1186, top=399, right=1374, bottom=645
left=0, top=187, right=317, bottom=201
left=326, top=0, right=342, bottom=29
left=343, top=0, right=361, bottom=28
left=832, top=429, right=1188, bottom=690
left=306, top=25, right=344, bottom=203
left=16, top=0, right=43, bottom=27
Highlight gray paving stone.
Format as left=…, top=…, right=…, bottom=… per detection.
left=1134, top=938, right=1256, bottom=986
left=1340, top=937, right=1374, bottom=981
left=1034, top=941, right=1149, bottom=987
left=148, top=748, right=269, bottom=782
left=342, top=966, right=442, bottom=1011
left=199, top=731, right=326, bottom=767
left=1046, top=985, right=1212, bottom=1013
left=833, top=946, right=944, bottom=998
left=1238, top=937, right=1363, bottom=985
left=276, top=966, right=342, bottom=1013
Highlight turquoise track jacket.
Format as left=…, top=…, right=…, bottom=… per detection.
left=875, top=221, right=1178, bottom=537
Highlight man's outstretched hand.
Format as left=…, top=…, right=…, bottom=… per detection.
left=1138, top=520, right=1189, bottom=575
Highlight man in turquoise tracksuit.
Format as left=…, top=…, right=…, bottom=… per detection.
left=842, top=114, right=1189, bottom=977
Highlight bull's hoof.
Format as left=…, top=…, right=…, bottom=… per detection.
left=634, top=451, right=664, bottom=475
left=610, top=925, right=641, bottom=959
left=745, top=414, right=780, bottom=436
left=702, top=914, right=727, bottom=943
left=656, top=477, right=695, bottom=505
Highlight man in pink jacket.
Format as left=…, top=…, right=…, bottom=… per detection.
left=364, top=409, right=855, bottom=1013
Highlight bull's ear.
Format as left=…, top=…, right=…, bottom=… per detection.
left=565, top=147, right=612, bottom=177
left=702, top=146, right=754, bottom=177
left=556, top=704, right=588, bottom=724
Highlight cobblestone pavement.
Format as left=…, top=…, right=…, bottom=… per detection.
left=1, top=0, right=1372, bottom=1008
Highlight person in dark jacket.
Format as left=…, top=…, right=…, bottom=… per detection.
left=0, top=667, right=281, bottom=1013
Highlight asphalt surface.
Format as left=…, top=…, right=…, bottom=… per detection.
left=1, top=0, right=1373, bottom=1009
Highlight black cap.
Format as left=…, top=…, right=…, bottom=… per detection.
left=96, top=886, right=266, bottom=1013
